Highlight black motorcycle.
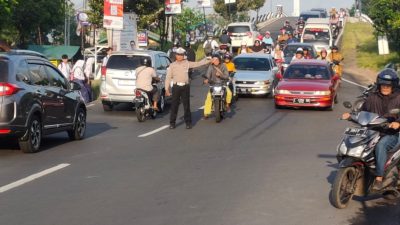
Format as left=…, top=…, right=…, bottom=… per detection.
left=330, top=101, right=400, bottom=209
left=134, top=88, right=159, bottom=122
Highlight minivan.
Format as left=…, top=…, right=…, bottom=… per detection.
left=227, top=22, right=259, bottom=48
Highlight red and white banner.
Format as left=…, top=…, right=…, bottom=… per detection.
left=137, top=31, right=148, bottom=47
left=165, top=0, right=182, bottom=14
left=103, top=0, right=124, bottom=30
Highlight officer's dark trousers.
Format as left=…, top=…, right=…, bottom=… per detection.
left=170, top=84, right=191, bottom=125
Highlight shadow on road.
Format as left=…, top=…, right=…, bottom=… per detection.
left=347, top=200, right=400, bottom=225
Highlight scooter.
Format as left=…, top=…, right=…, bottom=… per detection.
left=330, top=101, right=400, bottom=209
left=134, top=88, right=157, bottom=122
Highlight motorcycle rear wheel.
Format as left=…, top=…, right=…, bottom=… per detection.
left=136, top=107, right=146, bottom=122
left=331, top=167, right=358, bottom=209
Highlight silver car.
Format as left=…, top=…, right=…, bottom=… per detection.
left=100, top=50, right=170, bottom=111
left=233, top=54, right=279, bottom=96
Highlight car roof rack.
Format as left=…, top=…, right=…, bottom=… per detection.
left=6, top=50, right=47, bottom=59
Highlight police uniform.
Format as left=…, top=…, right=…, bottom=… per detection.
left=165, top=48, right=209, bottom=129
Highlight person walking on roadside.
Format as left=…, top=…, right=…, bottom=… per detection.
left=71, top=60, right=91, bottom=103
left=102, top=47, right=112, bottom=67
left=58, top=54, right=72, bottom=80
left=165, top=47, right=210, bottom=129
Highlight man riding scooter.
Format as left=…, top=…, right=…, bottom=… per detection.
left=135, top=58, right=160, bottom=111
left=342, top=68, right=400, bottom=191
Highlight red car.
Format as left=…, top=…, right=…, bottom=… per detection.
left=274, top=60, right=340, bottom=110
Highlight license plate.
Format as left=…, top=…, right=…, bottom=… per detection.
left=118, top=79, right=135, bottom=86
left=240, top=88, right=250, bottom=93
left=293, top=98, right=311, bottom=104
left=344, top=127, right=368, bottom=137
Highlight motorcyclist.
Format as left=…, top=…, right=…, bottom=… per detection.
left=135, top=57, right=160, bottom=110
left=223, top=53, right=236, bottom=74
left=291, top=48, right=304, bottom=61
left=219, top=29, right=231, bottom=45
left=203, top=54, right=232, bottom=118
left=342, top=68, right=400, bottom=191
left=330, top=7, right=337, bottom=19
left=296, top=17, right=305, bottom=28
left=328, top=46, right=344, bottom=77
left=286, top=31, right=297, bottom=44
left=238, top=41, right=251, bottom=54
left=317, top=48, right=330, bottom=62
left=262, top=31, right=274, bottom=49
left=303, top=47, right=313, bottom=59
left=167, top=41, right=180, bottom=62
left=251, top=40, right=264, bottom=53
left=282, top=20, right=294, bottom=34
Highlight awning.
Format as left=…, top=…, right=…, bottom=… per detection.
left=27, top=45, right=81, bottom=60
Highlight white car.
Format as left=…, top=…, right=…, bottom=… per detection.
left=227, top=22, right=259, bottom=48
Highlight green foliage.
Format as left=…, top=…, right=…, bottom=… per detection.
left=363, top=0, right=400, bottom=51
left=87, top=0, right=104, bottom=28
left=174, top=8, right=204, bottom=34
left=214, top=0, right=264, bottom=21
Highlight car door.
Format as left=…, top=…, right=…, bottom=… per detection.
left=27, top=62, right=55, bottom=127
left=45, top=64, right=76, bottom=125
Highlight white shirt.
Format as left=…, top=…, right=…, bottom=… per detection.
left=102, top=55, right=110, bottom=66
left=135, top=66, right=157, bottom=92
left=58, top=62, right=71, bottom=80
left=203, top=40, right=219, bottom=49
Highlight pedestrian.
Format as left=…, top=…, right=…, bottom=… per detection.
left=102, top=47, right=112, bottom=67
left=71, top=60, right=91, bottom=103
left=58, top=54, right=72, bottom=80
left=165, top=47, right=211, bottom=129
left=184, top=42, right=196, bottom=62
left=203, top=36, right=219, bottom=56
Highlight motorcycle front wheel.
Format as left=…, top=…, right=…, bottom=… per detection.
left=331, top=167, right=358, bottom=209
left=214, top=99, right=222, bottom=123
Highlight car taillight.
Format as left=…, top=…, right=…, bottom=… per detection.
left=135, top=89, right=142, bottom=97
left=247, top=32, right=252, bottom=38
left=101, top=66, right=107, bottom=80
left=0, top=129, right=11, bottom=134
left=0, top=83, right=20, bottom=96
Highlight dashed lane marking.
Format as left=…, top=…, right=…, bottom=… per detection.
left=138, top=125, right=170, bottom=137
left=0, top=163, right=70, bottom=193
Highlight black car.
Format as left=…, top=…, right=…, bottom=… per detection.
left=0, top=50, right=86, bottom=153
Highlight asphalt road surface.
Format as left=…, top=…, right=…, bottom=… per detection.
left=0, top=18, right=399, bottom=225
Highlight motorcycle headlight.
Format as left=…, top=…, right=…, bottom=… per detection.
left=276, top=89, right=291, bottom=94
left=213, top=86, right=222, bottom=92
left=347, top=145, right=366, bottom=158
left=337, top=142, right=347, bottom=155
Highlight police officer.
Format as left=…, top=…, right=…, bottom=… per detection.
left=165, top=47, right=210, bottom=129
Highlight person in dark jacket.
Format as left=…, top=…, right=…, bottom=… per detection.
left=184, top=42, right=196, bottom=62
left=342, top=68, right=400, bottom=191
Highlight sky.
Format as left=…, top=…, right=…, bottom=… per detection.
left=71, top=0, right=355, bottom=16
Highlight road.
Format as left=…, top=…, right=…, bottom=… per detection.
left=0, top=17, right=399, bottom=225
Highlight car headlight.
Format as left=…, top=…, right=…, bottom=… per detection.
left=255, top=80, right=270, bottom=85
left=276, top=89, right=291, bottom=94
left=314, top=90, right=331, bottom=95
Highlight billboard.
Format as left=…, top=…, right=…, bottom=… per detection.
left=137, top=31, right=148, bottom=47
left=165, top=0, right=182, bottom=14
left=109, top=13, right=139, bottom=51
left=103, top=0, right=124, bottom=30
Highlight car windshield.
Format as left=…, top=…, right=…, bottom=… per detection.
left=107, top=55, right=151, bottom=70
left=284, top=45, right=315, bottom=58
left=234, top=57, right=271, bottom=71
left=0, top=60, right=8, bottom=82
left=302, top=28, right=330, bottom=44
left=284, top=65, right=330, bottom=80
left=301, top=14, right=320, bottom=21
left=228, top=26, right=250, bottom=33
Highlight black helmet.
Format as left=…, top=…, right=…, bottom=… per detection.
left=140, top=57, right=151, bottom=67
left=222, top=29, right=227, bottom=34
left=376, top=68, right=399, bottom=87
left=173, top=40, right=180, bottom=47
left=184, top=42, right=190, bottom=48
left=224, top=53, right=232, bottom=59
left=331, top=45, right=339, bottom=50
left=211, top=53, right=222, bottom=61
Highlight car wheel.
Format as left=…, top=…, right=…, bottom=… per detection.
left=19, top=115, right=42, bottom=153
left=68, top=108, right=86, bottom=140
left=158, top=91, right=165, bottom=113
left=102, top=102, right=113, bottom=111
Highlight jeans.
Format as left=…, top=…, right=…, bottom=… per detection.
left=375, top=135, right=398, bottom=176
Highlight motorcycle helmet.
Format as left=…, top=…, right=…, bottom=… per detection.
left=296, top=48, right=304, bottom=54
left=265, top=31, right=271, bottom=35
left=222, top=29, right=227, bottom=34
left=140, top=57, right=151, bottom=67
left=376, top=68, right=399, bottom=88
left=331, top=45, right=339, bottom=51
left=224, top=53, right=233, bottom=60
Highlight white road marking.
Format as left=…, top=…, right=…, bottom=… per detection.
left=138, top=125, right=169, bottom=137
left=0, top=163, right=70, bottom=193
left=198, top=106, right=205, bottom=110
left=342, top=78, right=367, bottom=89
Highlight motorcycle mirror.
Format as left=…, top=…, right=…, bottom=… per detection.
left=389, top=108, right=400, bottom=114
left=343, top=101, right=352, bottom=109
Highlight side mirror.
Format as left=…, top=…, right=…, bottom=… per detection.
left=276, top=73, right=283, bottom=80
left=343, top=101, right=352, bottom=109
left=70, top=81, right=81, bottom=91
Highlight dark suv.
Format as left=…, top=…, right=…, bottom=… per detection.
left=0, top=50, right=87, bottom=153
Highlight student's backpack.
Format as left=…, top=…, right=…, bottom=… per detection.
left=204, top=40, right=212, bottom=55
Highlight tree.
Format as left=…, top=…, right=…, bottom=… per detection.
left=12, top=0, right=65, bottom=46
left=87, top=0, right=104, bottom=28
left=366, top=0, right=400, bottom=51
left=213, top=0, right=263, bottom=22
left=174, top=8, right=204, bottom=36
